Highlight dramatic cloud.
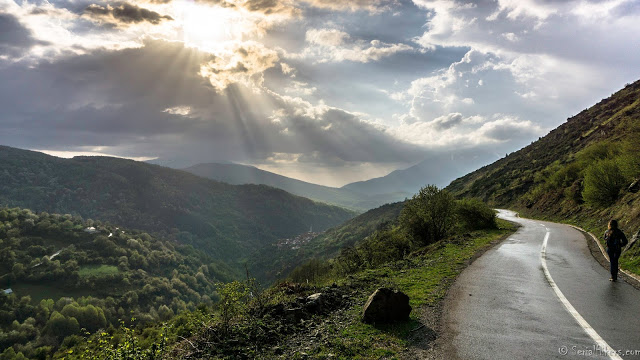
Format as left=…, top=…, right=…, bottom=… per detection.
left=0, top=12, right=43, bottom=57
left=390, top=113, right=545, bottom=149
left=287, top=28, right=414, bottom=63
left=0, top=39, right=426, bottom=185
left=301, top=0, right=397, bottom=13
left=194, top=0, right=299, bottom=16
left=84, top=3, right=173, bottom=26
left=1, top=0, right=639, bottom=187
left=199, top=41, right=280, bottom=91
left=175, top=0, right=395, bottom=15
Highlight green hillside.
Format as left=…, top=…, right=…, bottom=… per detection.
left=55, top=187, right=511, bottom=360
left=447, top=80, right=640, bottom=274
left=249, top=201, right=405, bottom=281
left=0, top=206, right=234, bottom=359
left=0, top=146, right=356, bottom=279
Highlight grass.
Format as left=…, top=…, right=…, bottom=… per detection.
left=11, top=283, right=94, bottom=303
left=78, top=265, right=120, bottom=277
left=295, top=220, right=517, bottom=359
left=62, top=220, right=517, bottom=360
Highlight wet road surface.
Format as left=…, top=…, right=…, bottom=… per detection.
left=444, top=210, right=640, bottom=359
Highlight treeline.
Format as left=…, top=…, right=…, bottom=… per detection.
left=289, top=186, right=496, bottom=283
left=0, top=207, right=235, bottom=359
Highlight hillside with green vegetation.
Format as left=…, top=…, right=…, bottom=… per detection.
left=54, top=186, right=514, bottom=360
left=249, top=201, right=405, bottom=281
left=0, top=206, right=237, bottom=359
left=0, top=146, right=356, bottom=281
left=447, top=79, right=640, bottom=275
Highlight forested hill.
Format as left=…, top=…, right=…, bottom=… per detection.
left=446, top=80, right=640, bottom=253
left=0, top=146, right=356, bottom=268
left=0, top=206, right=232, bottom=359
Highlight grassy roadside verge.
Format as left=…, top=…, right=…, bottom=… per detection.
left=270, top=219, right=518, bottom=359
left=63, top=220, right=517, bottom=360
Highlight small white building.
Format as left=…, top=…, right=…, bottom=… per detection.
left=2, top=288, right=12, bottom=295
left=84, top=227, right=98, bottom=234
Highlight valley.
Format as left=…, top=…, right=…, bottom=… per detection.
left=2, top=1, right=638, bottom=358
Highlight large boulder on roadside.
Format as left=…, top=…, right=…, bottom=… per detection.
left=362, top=288, right=411, bottom=324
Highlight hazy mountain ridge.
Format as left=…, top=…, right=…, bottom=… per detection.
left=0, top=146, right=356, bottom=271
left=182, top=162, right=405, bottom=211
left=342, top=150, right=499, bottom=199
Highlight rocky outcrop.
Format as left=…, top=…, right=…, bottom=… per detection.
left=362, top=288, right=411, bottom=324
left=625, top=229, right=640, bottom=252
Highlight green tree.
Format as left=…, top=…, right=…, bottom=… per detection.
left=400, top=185, right=457, bottom=245
left=44, top=312, right=79, bottom=338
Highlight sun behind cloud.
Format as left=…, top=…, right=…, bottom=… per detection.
left=174, top=1, right=245, bottom=53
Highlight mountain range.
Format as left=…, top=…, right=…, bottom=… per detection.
left=341, top=149, right=499, bottom=198
left=182, top=163, right=395, bottom=211
left=0, top=146, right=355, bottom=277
left=182, top=149, right=499, bottom=211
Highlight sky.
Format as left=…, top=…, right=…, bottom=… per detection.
left=1, top=0, right=639, bottom=187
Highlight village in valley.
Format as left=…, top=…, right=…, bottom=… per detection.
left=276, top=227, right=323, bottom=250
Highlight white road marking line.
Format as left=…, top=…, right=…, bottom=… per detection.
left=541, top=231, right=623, bottom=360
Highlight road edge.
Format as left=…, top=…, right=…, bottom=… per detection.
left=568, top=225, right=640, bottom=290
left=403, top=220, right=520, bottom=360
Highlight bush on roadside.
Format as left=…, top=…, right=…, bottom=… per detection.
left=582, top=159, right=627, bottom=207
left=399, top=185, right=457, bottom=246
left=456, top=198, right=497, bottom=231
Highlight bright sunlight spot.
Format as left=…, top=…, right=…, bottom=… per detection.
left=175, top=1, right=244, bottom=53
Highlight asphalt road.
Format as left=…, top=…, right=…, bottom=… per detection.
left=444, top=210, right=640, bottom=359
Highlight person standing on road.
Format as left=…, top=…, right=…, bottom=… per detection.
left=604, top=219, right=628, bottom=282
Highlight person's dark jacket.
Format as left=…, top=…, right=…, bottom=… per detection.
left=605, top=228, right=628, bottom=254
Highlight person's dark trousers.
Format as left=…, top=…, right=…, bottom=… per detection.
left=608, top=249, right=621, bottom=280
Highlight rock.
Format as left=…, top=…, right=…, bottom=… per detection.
left=362, top=288, right=411, bottom=324
left=285, top=307, right=305, bottom=323
left=626, top=229, right=640, bottom=251
left=305, top=292, right=325, bottom=313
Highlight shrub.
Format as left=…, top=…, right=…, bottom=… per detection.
left=456, top=198, right=497, bottom=230
left=289, top=259, right=331, bottom=284
left=399, top=185, right=456, bottom=245
left=582, top=159, right=627, bottom=207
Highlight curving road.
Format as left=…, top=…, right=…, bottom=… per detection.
left=443, top=210, right=640, bottom=359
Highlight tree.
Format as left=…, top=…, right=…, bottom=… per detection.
left=44, top=312, right=79, bottom=338
left=158, top=305, right=174, bottom=321
left=11, top=264, right=25, bottom=280
left=400, top=185, right=457, bottom=245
